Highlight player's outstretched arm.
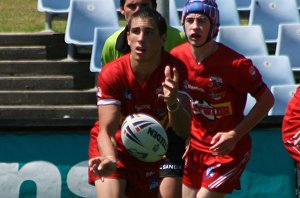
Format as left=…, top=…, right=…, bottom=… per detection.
left=158, top=66, right=191, bottom=138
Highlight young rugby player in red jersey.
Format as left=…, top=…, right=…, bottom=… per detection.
left=89, top=8, right=191, bottom=198
left=89, top=0, right=187, bottom=197
left=282, top=86, right=300, bottom=167
left=171, top=0, right=274, bottom=197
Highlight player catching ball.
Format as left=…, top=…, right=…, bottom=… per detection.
left=89, top=7, right=191, bottom=198
left=89, top=0, right=188, bottom=197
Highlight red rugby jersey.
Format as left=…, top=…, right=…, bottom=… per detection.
left=171, top=42, right=266, bottom=153
left=282, top=85, right=300, bottom=165
left=97, top=51, right=188, bottom=152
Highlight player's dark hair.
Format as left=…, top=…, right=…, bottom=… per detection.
left=120, top=0, right=157, bottom=8
left=127, top=7, right=167, bottom=36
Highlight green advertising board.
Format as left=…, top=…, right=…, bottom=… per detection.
left=0, top=128, right=296, bottom=197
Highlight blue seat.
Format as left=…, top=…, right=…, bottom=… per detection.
left=269, top=84, right=299, bottom=116
left=275, top=23, right=300, bottom=70
left=169, top=0, right=183, bottom=31
left=113, top=0, right=120, bottom=8
left=37, top=0, right=70, bottom=12
left=90, top=27, right=121, bottom=72
left=248, top=0, right=300, bottom=43
left=244, top=55, right=295, bottom=115
left=113, top=0, right=120, bottom=12
left=235, top=0, right=252, bottom=11
left=65, top=0, right=119, bottom=46
left=174, top=0, right=185, bottom=12
left=216, top=25, right=268, bottom=56
left=250, top=55, right=295, bottom=88
left=216, top=0, right=240, bottom=26
left=37, top=0, right=70, bottom=30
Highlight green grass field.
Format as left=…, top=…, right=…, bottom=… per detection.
left=0, top=0, right=250, bottom=33
left=0, top=0, right=66, bottom=32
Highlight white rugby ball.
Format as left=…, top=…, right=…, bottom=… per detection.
left=121, top=113, right=168, bottom=162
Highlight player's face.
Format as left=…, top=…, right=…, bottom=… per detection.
left=121, top=0, right=154, bottom=22
left=184, top=13, right=211, bottom=47
left=127, top=17, right=165, bottom=62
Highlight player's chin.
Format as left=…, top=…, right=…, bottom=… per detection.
left=188, top=39, right=202, bottom=47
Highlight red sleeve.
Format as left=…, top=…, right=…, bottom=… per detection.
left=97, top=64, right=123, bottom=103
left=283, top=86, right=300, bottom=140
left=232, top=58, right=264, bottom=96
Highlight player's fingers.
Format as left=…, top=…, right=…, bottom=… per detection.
left=88, top=157, right=100, bottom=167
left=164, top=65, right=171, bottom=79
left=172, top=67, right=179, bottom=84
left=210, top=133, right=221, bottom=145
left=210, top=137, right=222, bottom=151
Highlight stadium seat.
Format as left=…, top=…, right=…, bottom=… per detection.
left=113, top=0, right=120, bottom=12
left=216, top=25, right=268, bottom=57
left=113, top=0, right=120, bottom=8
left=169, top=0, right=183, bottom=31
left=216, top=0, right=240, bottom=26
left=250, top=55, right=295, bottom=88
left=243, top=55, right=295, bottom=115
left=275, top=23, right=300, bottom=70
left=235, top=0, right=252, bottom=11
left=37, top=0, right=70, bottom=31
left=174, top=0, right=185, bottom=12
left=90, top=27, right=121, bottom=72
left=64, top=0, right=119, bottom=46
left=269, top=84, right=299, bottom=116
left=248, top=0, right=300, bottom=43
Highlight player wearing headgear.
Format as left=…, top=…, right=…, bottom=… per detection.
left=171, top=0, right=274, bottom=197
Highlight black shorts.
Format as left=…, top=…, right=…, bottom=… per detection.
left=160, top=127, right=186, bottom=178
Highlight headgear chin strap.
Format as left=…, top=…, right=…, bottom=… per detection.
left=182, top=0, right=220, bottom=44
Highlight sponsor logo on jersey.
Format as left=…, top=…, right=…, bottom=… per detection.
left=160, top=164, right=182, bottom=170
left=209, top=91, right=226, bottom=101
left=188, top=84, right=205, bottom=92
left=192, top=100, right=232, bottom=120
left=209, top=76, right=223, bottom=89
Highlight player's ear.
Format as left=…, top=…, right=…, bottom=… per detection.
left=127, top=31, right=131, bottom=46
left=120, top=5, right=125, bottom=15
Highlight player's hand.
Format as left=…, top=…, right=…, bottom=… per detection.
left=158, top=65, right=179, bottom=106
left=88, top=156, right=117, bottom=178
left=209, top=131, right=238, bottom=156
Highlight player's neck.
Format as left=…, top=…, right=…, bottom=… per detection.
left=192, top=41, right=218, bottom=64
left=130, top=53, right=161, bottom=83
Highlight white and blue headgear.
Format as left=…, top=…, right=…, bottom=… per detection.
left=182, top=0, right=220, bottom=39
